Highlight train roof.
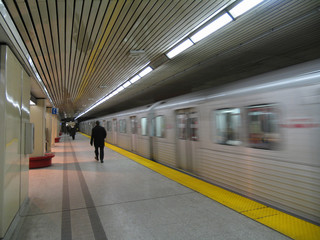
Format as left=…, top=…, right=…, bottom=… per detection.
left=155, top=59, right=320, bottom=110
left=81, top=59, right=319, bottom=122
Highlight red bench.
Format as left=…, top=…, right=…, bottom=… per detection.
left=29, top=153, right=55, bottom=169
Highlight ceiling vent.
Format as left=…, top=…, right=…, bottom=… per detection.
left=129, top=50, right=145, bottom=57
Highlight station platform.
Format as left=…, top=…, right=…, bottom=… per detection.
left=10, top=133, right=319, bottom=240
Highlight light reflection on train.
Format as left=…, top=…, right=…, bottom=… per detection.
left=80, top=60, right=320, bottom=224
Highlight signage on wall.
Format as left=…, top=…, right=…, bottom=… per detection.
left=52, top=108, right=59, bottom=115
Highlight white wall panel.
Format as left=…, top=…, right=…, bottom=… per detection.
left=0, top=46, right=30, bottom=238
left=0, top=44, right=6, bottom=238
left=20, top=69, right=30, bottom=208
left=2, top=46, right=21, bottom=237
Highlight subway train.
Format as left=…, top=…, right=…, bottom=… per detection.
left=80, top=60, right=320, bottom=225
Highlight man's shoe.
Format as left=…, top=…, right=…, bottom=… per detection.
left=101, top=160, right=104, bottom=163
left=95, top=157, right=98, bottom=161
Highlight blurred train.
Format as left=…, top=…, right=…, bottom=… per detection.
left=80, top=60, right=320, bottom=224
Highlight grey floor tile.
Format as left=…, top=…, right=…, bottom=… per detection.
left=10, top=134, right=291, bottom=240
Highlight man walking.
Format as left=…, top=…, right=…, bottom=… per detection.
left=90, top=121, right=107, bottom=163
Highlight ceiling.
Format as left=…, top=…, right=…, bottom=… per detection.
left=1, top=0, right=320, bottom=120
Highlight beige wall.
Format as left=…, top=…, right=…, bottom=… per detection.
left=51, top=111, right=60, bottom=148
left=0, top=45, right=30, bottom=238
left=30, top=99, right=46, bottom=157
left=46, top=108, right=61, bottom=152
left=46, top=108, right=52, bottom=152
left=54, top=115, right=60, bottom=140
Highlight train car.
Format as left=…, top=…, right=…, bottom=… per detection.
left=79, top=59, right=320, bottom=224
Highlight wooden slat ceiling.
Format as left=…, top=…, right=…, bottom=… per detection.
left=3, top=0, right=320, bottom=119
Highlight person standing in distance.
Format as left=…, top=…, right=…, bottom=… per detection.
left=70, top=126, right=76, bottom=140
left=90, top=121, right=107, bottom=163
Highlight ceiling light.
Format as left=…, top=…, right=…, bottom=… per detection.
left=190, top=13, right=233, bottom=43
left=115, top=86, right=124, bottom=93
left=139, top=66, right=153, bottom=77
left=166, top=39, right=194, bottom=59
left=123, top=81, right=132, bottom=88
left=229, top=0, right=264, bottom=18
left=130, top=75, right=141, bottom=83
left=75, top=0, right=264, bottom=121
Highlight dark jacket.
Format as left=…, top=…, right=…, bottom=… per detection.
left=90, top=125, right=107, bottom=147
left=70, top=127, right=76, bottom=136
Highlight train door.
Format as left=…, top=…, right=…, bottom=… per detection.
left=176, top=109, right=198, bottom=172
left=130, top=116, right=137, bottom=152
left=112, top=119, right=117, bottom=145
left=102, top=120, right=107, bottom=130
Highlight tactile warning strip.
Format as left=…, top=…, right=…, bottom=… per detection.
left=81, top=133, right=320, bottom=239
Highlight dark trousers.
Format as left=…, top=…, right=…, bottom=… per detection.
left=94, top=145, right=104, bottom=161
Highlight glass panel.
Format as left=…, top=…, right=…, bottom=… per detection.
left=215, top=108, right=241, bottom=145
left=247, top=104, right=279, bottom=150
left=190, top=117, right=198, bottom=141
left=113, top=120, right=117, bottom=132
left=131, top=118, right=137, bottom=134
left=177, top=114, right=187, bottom=140
left=107, top=121, right=112, bottom=132
left=119, top=119, right=126, bottom=133
left=141, top=117, right=147, bottom=136
left=155, top=116, right=165, bottom=137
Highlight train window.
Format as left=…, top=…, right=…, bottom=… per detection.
left=119, top=119, right=127, bottom=133
left=131, top=117, right=137, bottom=134
left=177, top=114, right=187, bottom=140
left=141, top=117, right=148, bottom=136
left=247, top=104, right=279, bottom=150
left=215, top=108, right=241, bottom=145
left=107, top=121, right=112, bottom=132
left=113, top=120, right=117, bottom=132
left=155, top=116, right=165, bottom=138
left=190, top=117, right=198, bottom=141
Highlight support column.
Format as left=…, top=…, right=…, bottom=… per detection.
left=56, top=115, right=60, bottom=137
left=46, top=108, right=52, bottom=152
left=30, top=99, right=46, bottom=157
left=52, top=114, right=58, bottom=143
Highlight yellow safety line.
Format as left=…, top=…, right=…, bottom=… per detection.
left=80, top=132, right=320, bottom=239
left=6, top=138, right=18, bottom=147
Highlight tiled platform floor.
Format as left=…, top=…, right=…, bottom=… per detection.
left=10, top=133, right=291, bottom=240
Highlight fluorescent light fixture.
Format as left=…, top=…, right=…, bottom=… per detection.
left=190, top=13, right=233, bottom=43
left=166, top=39, right=194, bottom=59
left=75, top=0, right=265, bottom=121
left=130, top=75, right=141, bottom=83
left=229, top=0, right=264, bottom=18
left=123, top=81, right=132, bottom=88
left=139, top=66, right=153, bottom=77
left=115, top=86, right=124, bottom=93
